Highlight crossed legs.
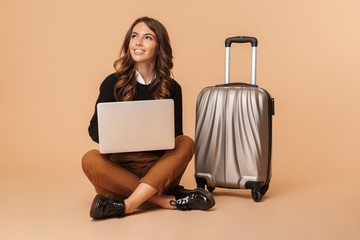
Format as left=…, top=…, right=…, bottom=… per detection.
left=82, top=135, right=195, bottom=214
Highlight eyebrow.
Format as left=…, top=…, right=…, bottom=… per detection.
left=132, top=31, right=155, bottom=38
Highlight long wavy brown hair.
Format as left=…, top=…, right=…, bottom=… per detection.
left=113, top=17, right=174, bottom=101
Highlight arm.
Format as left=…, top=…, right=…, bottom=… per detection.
left=88, top=73, right=119, bottom=143
left=172, top=80, right=183, bottom=137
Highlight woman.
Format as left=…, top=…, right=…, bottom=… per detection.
left=82, top=17, right=215, bottom=219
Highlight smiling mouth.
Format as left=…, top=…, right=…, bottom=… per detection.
left=134, top=49, right=145, bottom=53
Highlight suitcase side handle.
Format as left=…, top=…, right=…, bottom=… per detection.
left=225, top=36, right=257, bottom=85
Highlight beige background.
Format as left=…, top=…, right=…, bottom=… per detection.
left=1, top=0, right=360, bottom=239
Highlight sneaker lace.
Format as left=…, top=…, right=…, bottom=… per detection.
left=170, top=196, right=190, bottom=206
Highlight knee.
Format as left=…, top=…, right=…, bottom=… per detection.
left=175, top=135, right=195, bottom=156
left=182, top=135, right=195, bottom=152
left=81, top=149, right=100, bottom=175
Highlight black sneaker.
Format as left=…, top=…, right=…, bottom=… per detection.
left=169, top=187, right=215, bottom=211
left=90, top=194, right=126, bottom=219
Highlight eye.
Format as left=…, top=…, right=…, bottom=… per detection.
left=145, top=35, right=153, bottom=40
left=131, top=34, right=138, bottom=39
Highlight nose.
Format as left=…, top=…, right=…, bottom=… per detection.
left=135, top=37, right=143, bottom=46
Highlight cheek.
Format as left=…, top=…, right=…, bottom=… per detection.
left=150, top=43, right=158, bottom=55
left=129, top=49, right=136, bottom=60
left=146, top=44, right=157, bottom=57
left=129, top=40, right=135, bottom=49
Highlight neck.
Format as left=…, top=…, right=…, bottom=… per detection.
left=135, top=63, right=156, bottom=84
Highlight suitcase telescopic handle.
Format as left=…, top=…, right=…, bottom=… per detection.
left=225, top=36, right=258, bottom=47
left=225, top=36, right=258, bottom=85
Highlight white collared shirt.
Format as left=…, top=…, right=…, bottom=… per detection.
left=135, top=70, right=154, bottom=85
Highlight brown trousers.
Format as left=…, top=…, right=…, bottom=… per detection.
left=82, top=135, right=195, bottom=197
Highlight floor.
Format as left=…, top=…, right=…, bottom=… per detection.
left=1, top=155, right=359, bottom=240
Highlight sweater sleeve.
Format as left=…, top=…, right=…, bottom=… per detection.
left=88, top=73, right=118, bottom=143
left=172, top=81, right=183, bottom=137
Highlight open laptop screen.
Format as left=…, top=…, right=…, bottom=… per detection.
left=97, top=99, right=175, bottom=154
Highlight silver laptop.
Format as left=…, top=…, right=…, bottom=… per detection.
left=97, top=99, right=175, bottom=154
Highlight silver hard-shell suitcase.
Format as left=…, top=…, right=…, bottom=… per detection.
left=195, top=36, right=275, bottom=202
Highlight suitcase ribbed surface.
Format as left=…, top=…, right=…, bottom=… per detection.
left=195, top=86, right=271, bottom=189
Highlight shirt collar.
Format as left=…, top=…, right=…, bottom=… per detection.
left=135, top=70, right=154, bottom=85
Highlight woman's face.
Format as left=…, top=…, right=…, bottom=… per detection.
left=129, top=22, right=158, bottom=66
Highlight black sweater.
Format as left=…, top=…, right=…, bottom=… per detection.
left=88, top=73, right=183, bottom=143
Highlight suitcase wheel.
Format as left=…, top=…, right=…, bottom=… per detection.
left=260, top=183, right=269, bottom=196
left=196, top=177, right=215, bottom=193
left=196, top=177, right=206, bottom=189
left=251, top=189, right=263, bottom=202
left=207, top=186, right=215, bottom=193
left=197, top=184, right=205, bottom=189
